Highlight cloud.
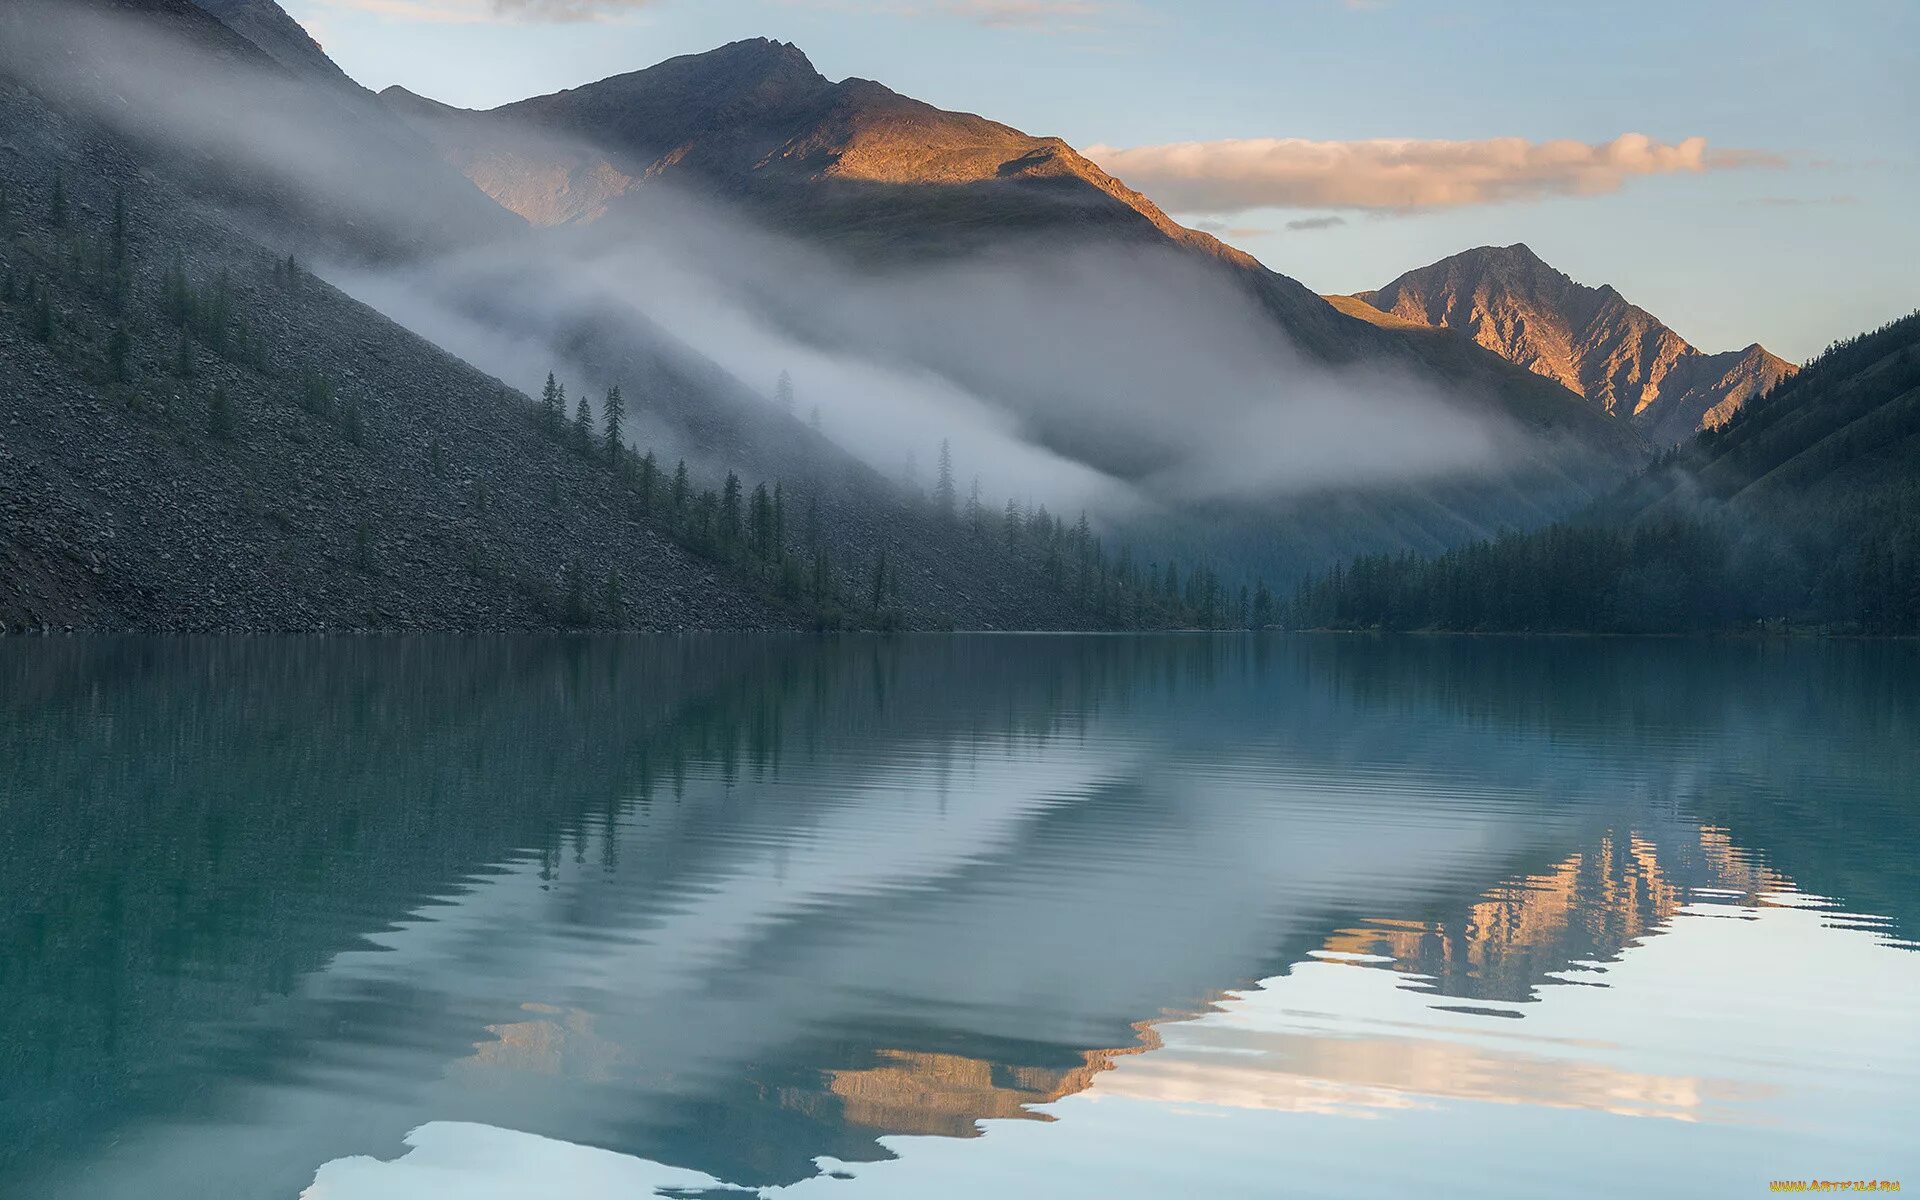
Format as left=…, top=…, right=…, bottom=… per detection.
left=1084, top=133, right=1785, bottom=214
left=1191, top=220, right=1274, bottom=240
left=776, top=0, right=1115, bottom=31
left=939, top=0, right=1108, bottom=28
left=1745, top=194, right=1858, bottom=207
left=312, top=0, right=656, bottom=23
left=1284, top=215, right=1346, bottom=231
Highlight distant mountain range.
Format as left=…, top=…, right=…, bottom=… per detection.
left=1292, top=310, right=1920, bottom=633
left=0, top=0, right=1866, bottom=633
left=1335, top=244, right=1795, bottom=446
left=375, top=39, right=1650, bottom=566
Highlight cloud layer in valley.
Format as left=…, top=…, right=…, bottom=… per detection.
left=1086, top=134, right=1784, bottom=214
left=5, top=0, right=1526, bottom=525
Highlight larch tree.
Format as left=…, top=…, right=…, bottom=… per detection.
left=603, top=385, right=625, bottom=465
left=934, top=439, right=956, bottom=518
left=573, top=395, right=592, bottom=452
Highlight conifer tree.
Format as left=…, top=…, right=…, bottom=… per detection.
left=720, top=472, right=743, bottom=548
left=934, top=438, right=956, bottom=517
left=164, top=252, right=192, bottom=326
left=541, top=373, right=561, bottom=432
left=967, top=476, right=983, bottom=536
left=775, top=369, right=794, bottom=415
left=1004, top=499, right=1021, bottom=547
left=107, top=326, right=131, bottom=382
left=174, top=328, right=194, bottom=378
left=637, top=450, right=658, bottom=513
left=562, top=559, right=589, bottom=625
left=573, top=395, right=592, bottom=452
left=47, top=173, right=66, bottom=229
left=207, top=384, right=233, bottom=441
left=604, top=570, right=625, bottom=625
left=602, top=384, right=624, bottom=464
left=671, top=459, right=690, bottom=519
left=772, top=483, right=786, bottom=552
left=343, top=394, right=363, bottom=445
left=749, top=482, right=772, bottom=561
left=429, top=437, right=446, bottom=477
left=301, top=368, right=333, bottom=416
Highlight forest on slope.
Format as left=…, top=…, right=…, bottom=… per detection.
left=0, top=0, right=1241, bottom=633
left=1288, top=312, right=1920, bottom=634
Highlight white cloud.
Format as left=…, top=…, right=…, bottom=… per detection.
left=939, top=0, right=1107, bottom=28
left=1085, top=134, right=1784, bottom=214
left=311, top=0, right=656, bottom=24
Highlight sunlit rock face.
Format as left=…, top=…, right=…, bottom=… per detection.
left=1347, top=243, right=1796, bottom=444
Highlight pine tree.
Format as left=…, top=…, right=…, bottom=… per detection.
left=163, top=252, right=192, bottom=326
left=107, top=326, right=131, bottom=382
left=174, top=328, right=194, bottom=378
left=934, top=438, right=956, bottom=517
left=429, top=437, right=446, bottom=477
left=342, top=394, right=363, bottom=445
left=1004, top=498, right=1021, bottom=547
left=573, top=395, right=592, bottom=452
left=301, top=368, right=333, bottom=416
left=541, top=373, right=561, bottom=433
left=671, top=459, right=690, bottom=519
left=637, top=450, right=658, bottom=513
left=967, top=476, right=983, bottom=536
left=47, top=173, right=67, bottom=229
left=749, top=483, right=772, bottom=561
left=775, top=369, right=794, bottom=415
left=604, top=570, right=625, bottom=625
left=602, top=384, right=624, bottom=464
left=720, top=471, right=743, bottom=547
left=207, top=384, right=233, bottom=441
left=562, top=559, right=589, bottom=626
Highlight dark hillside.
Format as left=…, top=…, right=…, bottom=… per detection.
left=1287, top=312, right=1920, bottom=633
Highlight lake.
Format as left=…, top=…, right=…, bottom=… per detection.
left=2, top=635, right=1915, bottom=1198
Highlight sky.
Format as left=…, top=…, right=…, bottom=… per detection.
left=282, top=0, right=1918, bottom=361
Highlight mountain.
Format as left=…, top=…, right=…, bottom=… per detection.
left=379, top=43, right=1653, bottom=412
left=1, top=0, right=1145, bottom=632
left=187, top=0, right=351, bottom=85
left=1345, top=244, right=1796, bottom=446
left=381, top=41, right=1650, bottom=581
left=1289, top=310, right=1920, bottom=633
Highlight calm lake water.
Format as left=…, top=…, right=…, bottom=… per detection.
left=2, top=635, right=1916, bottom=1199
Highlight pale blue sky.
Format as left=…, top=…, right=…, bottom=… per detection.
left=287, top=0, right=1917, bottom=360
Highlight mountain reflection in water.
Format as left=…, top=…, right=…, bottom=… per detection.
left=1, top=635, right=1914, bottom=1199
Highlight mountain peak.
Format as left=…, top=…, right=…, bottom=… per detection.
left=188, top=0, right=351, bottom=85
left=1350, top=244, right=1794, bottom=444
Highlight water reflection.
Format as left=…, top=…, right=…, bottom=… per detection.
left=1, top=635, right=1915, bottom=1198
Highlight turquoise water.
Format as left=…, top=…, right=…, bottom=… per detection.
left=2, top=635, right=1915, bottom=1198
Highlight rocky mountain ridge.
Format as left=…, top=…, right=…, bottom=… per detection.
left=1347, top=243, right=1795, bottom=445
